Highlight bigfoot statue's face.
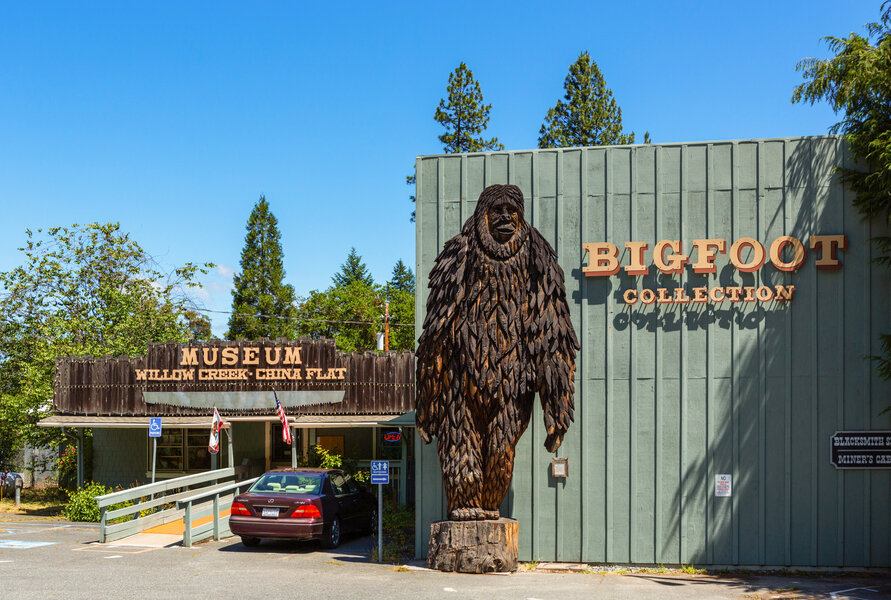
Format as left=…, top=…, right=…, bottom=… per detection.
left=486, top=199, right=520, bottom=244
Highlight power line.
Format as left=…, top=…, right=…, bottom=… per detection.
left=192, top=307, right=415, bottom=328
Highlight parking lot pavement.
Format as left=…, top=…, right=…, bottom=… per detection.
left=1, top=518, right=890, bottom=600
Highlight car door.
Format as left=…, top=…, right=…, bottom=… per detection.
left=328, top=472, right=357, bottom=531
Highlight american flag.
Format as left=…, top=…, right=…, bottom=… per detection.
left=274, top=390, right=292, bottom=445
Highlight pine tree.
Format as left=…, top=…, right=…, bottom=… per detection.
left=409, top=62, right=504, bottom=221
left=226, top=197, right=297, bottom=340
left=332, top=247, right=375, bottom=288
left=538, top=51, right=648, bottom=149
left=388, top=259, right=415, bottom=294
left=435, top=62, right=504, bottom=154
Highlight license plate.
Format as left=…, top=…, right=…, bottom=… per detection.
left=261, top=507, right=279, bottom=518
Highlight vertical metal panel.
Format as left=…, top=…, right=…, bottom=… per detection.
left=414, top=137, right=890, bottom=567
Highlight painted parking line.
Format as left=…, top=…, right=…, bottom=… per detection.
left=0, top=525, right=71, bottom=536
left=829, top=588, right=878, bottom=599
left=72, top=542, right=157, bottom=555
left=0, top=540, right=57, bottom=549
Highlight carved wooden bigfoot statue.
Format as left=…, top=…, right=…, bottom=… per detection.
left=416, top=184, right=579, bottom=522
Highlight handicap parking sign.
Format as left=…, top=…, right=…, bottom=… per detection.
left=370, top=460, right=389, bottom=485
left=148, top=417, right=162, bottom=438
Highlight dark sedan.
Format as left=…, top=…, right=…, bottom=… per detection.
left=229, top=468, right=375, bottom=549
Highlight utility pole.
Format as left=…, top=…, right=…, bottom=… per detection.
left=384, top=302, right=390, bottom=351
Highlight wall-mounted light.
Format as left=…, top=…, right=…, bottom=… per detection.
left=551, top=457, right=569, bottom=478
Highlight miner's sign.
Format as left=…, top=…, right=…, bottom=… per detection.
left=830, top=431, right=891, bottom=469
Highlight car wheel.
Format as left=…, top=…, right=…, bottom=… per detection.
left=321, top=517, right=341, bottom=549
left=240, top=536, right=261, bottom=548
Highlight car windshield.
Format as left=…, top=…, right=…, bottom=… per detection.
left=249, top=473, right=323, bottom=495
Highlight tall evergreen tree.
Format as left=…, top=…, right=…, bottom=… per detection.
left=388, top=259, right=415, bottom=294
left=332, top=247, right=375, bottom=287
left=538, top=51, right=648, bottom=148
left=226, top=197, right=297, bottom=340
left=409, top=62, right=503, bottom=221
left=434, top=62, right=504, bottom=154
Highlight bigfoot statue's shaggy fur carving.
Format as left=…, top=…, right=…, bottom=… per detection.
left=416, top=184, right=579, bottom=521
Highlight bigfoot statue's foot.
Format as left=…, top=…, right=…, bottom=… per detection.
left=448, top=507, right=502, bottom=521
left=449, top=507, right=487, bottom=521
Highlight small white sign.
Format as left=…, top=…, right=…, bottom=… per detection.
left=715, top=474, right=732, bottom=497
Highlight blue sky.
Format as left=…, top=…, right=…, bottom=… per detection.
left=0, top=1, right=878, bottom=336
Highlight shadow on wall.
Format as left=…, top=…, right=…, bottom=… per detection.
left=655, top=137, right=890, bottom=567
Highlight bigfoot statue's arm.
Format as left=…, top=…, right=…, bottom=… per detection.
left=527, top=230, right=580, bottom=453
left=416, top=235, right=468, bottom=444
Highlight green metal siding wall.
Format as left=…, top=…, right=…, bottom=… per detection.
left=414, top=137, right=891, bottom=567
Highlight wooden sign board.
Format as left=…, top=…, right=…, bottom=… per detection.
left=830, top=431, right=891, bottom=469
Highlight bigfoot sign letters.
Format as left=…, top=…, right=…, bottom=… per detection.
left=416, top=184, right=579, bottom=523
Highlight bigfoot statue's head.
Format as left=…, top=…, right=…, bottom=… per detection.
left=472, top=184, right=528, bottom=260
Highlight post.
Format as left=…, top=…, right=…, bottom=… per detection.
left=183, top=502, right=192, bottom=548
left=76, top=428, right=84, bottom=488
left=290, top=427, right=297, bottom=468
left=384, top=301, right=390, bottom=351
left=14, top=483, right=21, bottom=507
left=99, top=507, right=107, bottom=543
left=151, top=438, right=157, bottom=484
left=378, top=483, right=383, bottom=563
left=213, top=493, right=220, bottom=540
left=227, top=426, right=234, bottom=469
left=399, top=433, right=407, bottom=505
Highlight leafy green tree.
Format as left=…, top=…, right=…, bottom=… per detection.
left=332, top=247, right=375, bottom=287
left=792, top=2, right=891, bottom=384
left=295, top=281, right=383, bottom=353
left=226, top=197, right=297, bottom=340
left=0, top=223, right=211, bottom=465
left=538, top=51, right=648, bottom=148
left=409, top=61, right=503, bottom=221
left=384, top=260, right=416, bottom=352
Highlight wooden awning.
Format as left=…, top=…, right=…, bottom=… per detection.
left=37, top=412, right=416, bottom=429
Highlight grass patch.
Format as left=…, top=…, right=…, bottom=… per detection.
left=680, top=564, right=707, bottom=575
left=370, top=503, right=415, bottom=563
left=0, top=486, right=67, bottom=517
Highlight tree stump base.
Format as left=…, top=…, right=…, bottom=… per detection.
left=426, top=518, right=519, bottom=573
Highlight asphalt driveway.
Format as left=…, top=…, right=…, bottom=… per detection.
left=1, top=517, right=889, bottom=600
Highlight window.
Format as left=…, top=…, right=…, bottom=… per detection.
left=148, top=428, right=227, bottom=472
left=329, top=472, right=346, bottom=495
left=271, top=425, right=301, bottom=461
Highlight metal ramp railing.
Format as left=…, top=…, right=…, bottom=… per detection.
left=95, top=467, right=237, bottom=543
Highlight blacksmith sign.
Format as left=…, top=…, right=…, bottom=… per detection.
left=830, top=431, right=891, bottom=469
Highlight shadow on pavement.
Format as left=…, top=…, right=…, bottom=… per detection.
left=218, top=532, right=375, bottom=562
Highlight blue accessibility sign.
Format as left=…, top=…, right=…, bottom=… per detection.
left=370, top=460, right=389, bottom=485
left=148, top=417, right=163, bottom=438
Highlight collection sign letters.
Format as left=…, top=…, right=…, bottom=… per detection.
left=582, top=235, right=847, bottom=306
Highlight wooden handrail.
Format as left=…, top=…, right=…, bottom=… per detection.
left=178, top=476, right=259, bottom=547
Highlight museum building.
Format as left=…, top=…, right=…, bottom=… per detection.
left=40, top=339, right=417, bottom=505
left=412, top=136, right=891, bottom=567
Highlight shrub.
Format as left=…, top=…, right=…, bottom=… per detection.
left=58, top=445, right=77, bottom=490
left=64, top=482, right=110, bottom=522
left=64, top=483, right=134, bottom=523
